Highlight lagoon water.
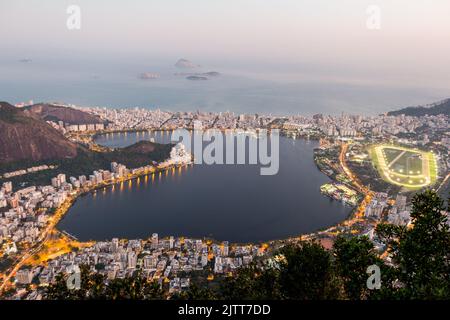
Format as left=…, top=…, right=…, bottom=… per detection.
left=58, top=131, right=352, bottom=243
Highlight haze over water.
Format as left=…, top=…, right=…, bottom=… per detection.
left=1, top=0, right=450, bottom=115
left=58, top=132, right=352, bottom=243
left=2, top=59, right=448, bottom=116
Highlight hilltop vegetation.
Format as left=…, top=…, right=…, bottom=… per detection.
left=0, top=101, right=172, bottom=186
left=0, top=141, right=173, bottom=186
left=388, top=98, right=450, bottom=117
left=0, top=102, right=78, bottom=163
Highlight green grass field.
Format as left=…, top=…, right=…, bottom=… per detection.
left=369, top=144, right=438, bottom=190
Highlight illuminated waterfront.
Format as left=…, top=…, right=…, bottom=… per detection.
left=58, top=132, right=351, bottom=243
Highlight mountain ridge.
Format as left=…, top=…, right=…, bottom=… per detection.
left=24, top=103, right=104, bottom=125
left=387, top=98, right=450, bottom=117
left=0, top=102, right=78, bottom=164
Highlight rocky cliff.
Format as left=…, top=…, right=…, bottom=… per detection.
left=0, top=102, right=78, bottom=163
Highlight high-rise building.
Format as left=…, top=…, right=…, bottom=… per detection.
left=111, top=162, right=118, bottom=172
left=143, top=255, right=157, bottom=269
left=2, top=181, right=13, bottom=193
left=112, top=238, right=119, bottom=251
left=16, top=269, right=33, bottom=284
left=169, top=236, right=174, bottom=249
left=151, top=233, right=158, bottom=249
left=222, top=241, right=229, bottom=256
left=51, top=177, right=59, bottom=188
left=395, top=195, right=407, bottom=211
left=94, top=171, right=103, bottom=183
left=127, top=252, right=137, bottom=269
left=57, top=174, right=66, bottom=185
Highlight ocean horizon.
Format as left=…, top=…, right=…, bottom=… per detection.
left=1, top=57, right=448, bottom=116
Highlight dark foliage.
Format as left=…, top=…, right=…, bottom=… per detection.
left=44, top=191, right=450, bottom=300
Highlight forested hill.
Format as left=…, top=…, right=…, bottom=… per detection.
left=388, top=98, right=450, bottom=117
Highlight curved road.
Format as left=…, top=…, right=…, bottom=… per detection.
left=0, top=198, right=74, bottom=294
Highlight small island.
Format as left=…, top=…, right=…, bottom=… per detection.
left=175, top=58, right=199, bottom=69
left=186, top=75, right=208, bottom=81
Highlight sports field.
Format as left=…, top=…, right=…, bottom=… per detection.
left=369, top=144, right=438, bottom=190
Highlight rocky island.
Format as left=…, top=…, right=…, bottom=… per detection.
left=175, top=58, right=200, bottom=69
left=186, top=75, right=208, bottom=81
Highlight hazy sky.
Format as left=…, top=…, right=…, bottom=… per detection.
left=1, top=0, right=450, bottom=92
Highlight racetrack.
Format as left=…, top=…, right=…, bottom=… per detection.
left=370, top=144, right=437, bottom=190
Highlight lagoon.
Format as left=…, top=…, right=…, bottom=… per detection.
left=58, top=131, right=351, bottom=243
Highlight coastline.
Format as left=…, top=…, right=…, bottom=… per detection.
left=57, top=131, right=358, bottom=247
left=1, top=130, right=363, bottom=291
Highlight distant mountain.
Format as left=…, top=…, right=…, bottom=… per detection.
left=388, top=98, right=450, bottom=117
left=122, top=140, right=159, bottom=153
left=174, top=71, right=221, bottom=80
left=203, top=71, right=220, bottom=77
left=175, top=58, right=200, bottom=69
left=186, top=75, right=208, bottom=81
left=174, top=71, right=220, bottom=77
left=0, top=102, right=78, bottom=164
left=24, top=103, right=104, bottom=125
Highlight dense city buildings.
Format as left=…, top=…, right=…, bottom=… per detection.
left=1, top=102, right=449, bottom=300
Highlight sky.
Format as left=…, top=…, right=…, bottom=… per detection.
left=2, top=0, right=450, bottom=80
left=1, top=0, right=450, bottom=112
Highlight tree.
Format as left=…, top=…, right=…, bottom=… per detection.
left=104, top=274, right=165, bottom=300
left=43, top=191, right=450, bottom=300
left=221, top=241, right=342, bottom=300
left=45, top=265, right=165, bottom=300
left=46, top=265, right=104, bottom=300
left=172, top=284, right=218, bottom=300
left=277, top=241, right=341, bottom=300
left=221, top=263, right=281, bottom=300
left=376, top=190, right=450, bottom=299
left=333, top=236, right=383, bottom=299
